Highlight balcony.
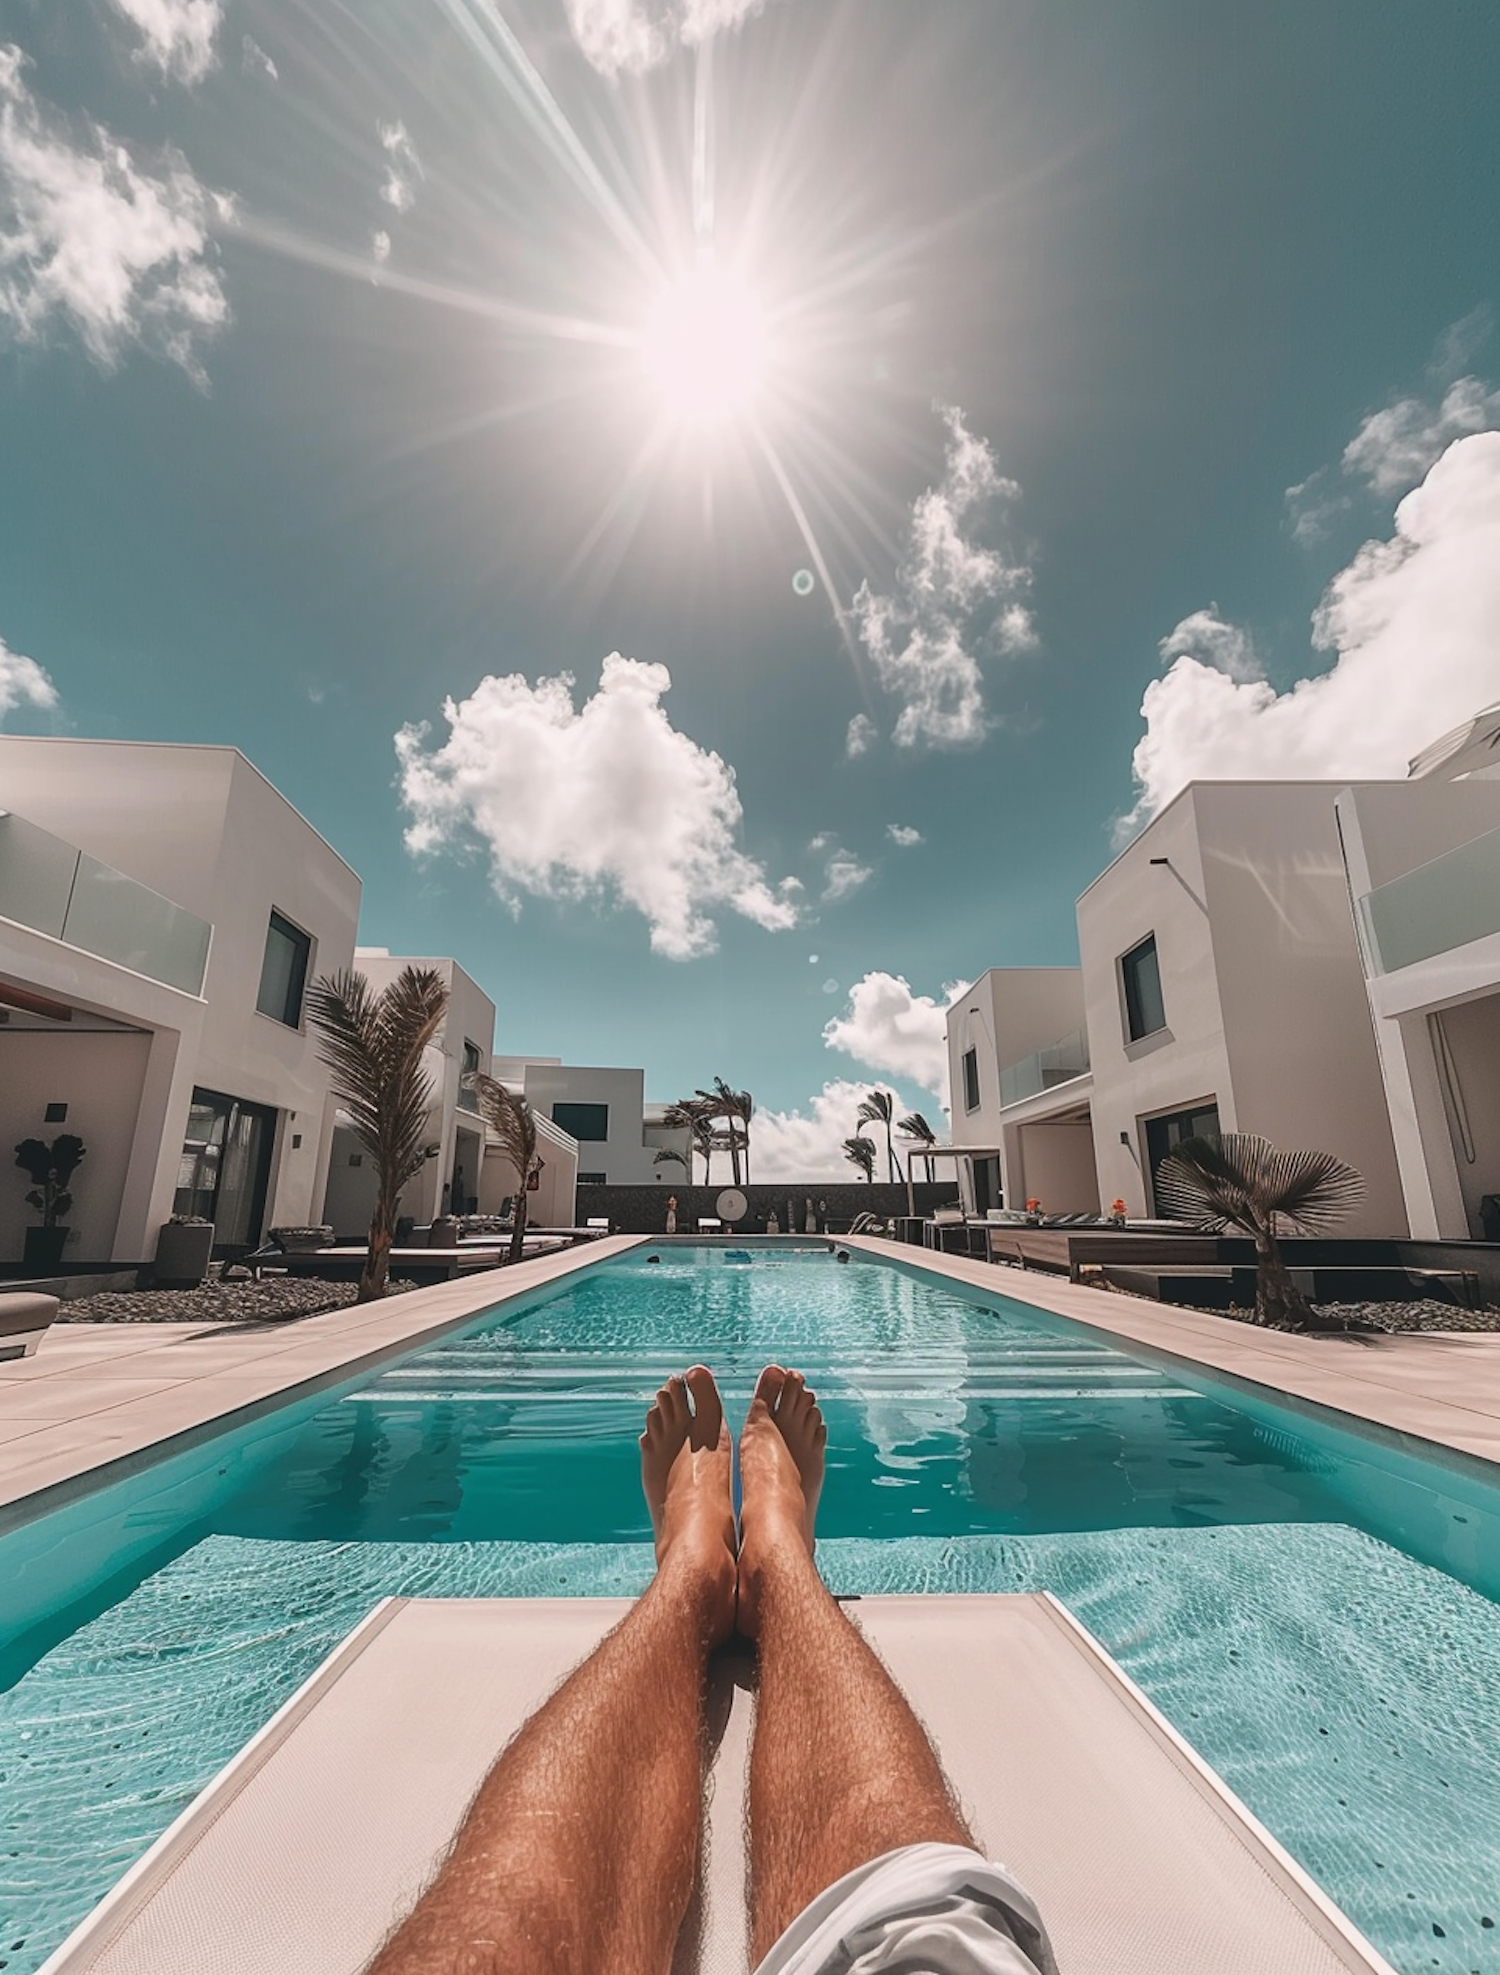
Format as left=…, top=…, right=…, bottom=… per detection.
left=1358, top=824, right=1500, bottom=975
left=999, top=1028, right=1090, bottom=1107
left=0, top=810, right=212, bottom=995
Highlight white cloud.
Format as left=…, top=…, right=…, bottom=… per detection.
left=379, top=121, right=421, bottom=214
left=822, top=970, right=961, bottom=1102
left=852, top=405, right=1035, bottom=750
left=109, top=0, right=220, bottom=85
left=821, top=977, right=840, bottom=994
left=0, top=46, right=227, bottom=377
left=396, top=653, right=800, bottom=961
left=0, top=634, right=58, bottom=720
left=1284, top=469, right=1352, bottom=547
left=1343, top=376, right=1500, bottom=498
left=1158, top=606, right=1262, bottom=683
left=820, top=849, right=872, bottom=904
left=1122, top=431, right=1500, bottom=836
left=241, top=36, right=278, bottom=83
left=563, top=0, right=764, bottom=77
left=845, top=713, right=877, bottom=759
left=371, top=230, right=391, bottom=265
left=751, top=1079, right=894, bottom=1183
left=807, top=831, right=833, bottom=852
left=886, top=823, right=923, bottom=847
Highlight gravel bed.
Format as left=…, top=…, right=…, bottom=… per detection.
left=1302, top=1297, right=1500, bottom=1334
left=57, top=1277, right=419, bottom=1325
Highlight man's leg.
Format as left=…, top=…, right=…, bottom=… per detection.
left=738, top=1366, right=976, bottom=1966
left=367, top=1366, right=736, bottom=1975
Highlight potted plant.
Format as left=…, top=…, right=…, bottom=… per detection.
left=154, top=1214, right=215, bottom=1289
left=15, top=1134, right=85, bottom=1272
left=1109, top=1198, right=1128, bottom=1227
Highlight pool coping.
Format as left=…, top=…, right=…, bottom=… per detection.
left=0, top=1236, right=650, bottom=1533
left=849, top=1237, right=1500, bottom=1477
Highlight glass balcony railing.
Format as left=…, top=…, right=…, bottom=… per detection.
left=1358, top=824, right=1500, bottom=975
left=999, top=1028, right=1090, bottom=1107
left=0, top=810, right=212, bottom=995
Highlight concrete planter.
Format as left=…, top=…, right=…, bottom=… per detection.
left=154, top=1221, right=215, bottom=1289
left=22, top=1225, right=69, bottom=1271
left=271, top=1226, right=334, bottom=1254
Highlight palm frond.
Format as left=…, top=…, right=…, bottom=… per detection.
left=308, top=965, right=448, bottom=1188
left=1154, top=1133, right=1365, bottom=1236
left=468, top=1072, right=538, bottom=1182
left=856, top=1089, right=894, bottom=1127
left=897, top=1112, right=937, bottom=1145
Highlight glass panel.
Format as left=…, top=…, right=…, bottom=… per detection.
left=457, top=1040, right=482, bottom=1112
left=65, top=854, right=212, bottom=995
left=214, top=1105, right=272, bottom=1247
left=173, top=1094, right=228, bottom=1222
left=1123, top=935, right=1166, bottom=1040
left=1145, top=1103, right=1221, bottom=1210
left=999, top=1029, right=1091, bottom=1106
left=962, top=1049, right=980, bottom=1112
left=553, top=1102, right=609, bottom=1141
left=1358, top=825, right=1500, bottom=974
left=0, top=811, right=78, bottom=938
left=0, top=811, right=211, bottom=993
left=255, top=913, right=310, bottom=1025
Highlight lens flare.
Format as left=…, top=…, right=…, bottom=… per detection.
left=640, top=263, right=767, bottom=424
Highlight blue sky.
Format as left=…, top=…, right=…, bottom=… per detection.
left=2, top=0, right=1499, bottom=1175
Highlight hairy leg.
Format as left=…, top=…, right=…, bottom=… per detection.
left=367, top=1366, right=735, bottom=1975
left=739, top=1367, right=975, bottom=1965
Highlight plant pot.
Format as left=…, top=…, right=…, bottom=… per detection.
left=23, top=1225, right=69, bottom=1272
left=270, top=1226, right=333, bottom=1255
left=154, top=1221, right=215, bottom=1290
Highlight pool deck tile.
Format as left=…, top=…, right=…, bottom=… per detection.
left=0, top=1239, right=640, bottom=1527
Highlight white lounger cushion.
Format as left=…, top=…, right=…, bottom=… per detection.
left=40, top=1593, right=1396, bottom=1975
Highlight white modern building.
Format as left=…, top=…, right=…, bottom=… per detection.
left=1337, top=776, right=1500, bottom=1240
left=0, top=739, right=361, bottom=1268
left=492, top=1059, right=685, bottom=1188
left=948, top=781, right=1420, bottom=1233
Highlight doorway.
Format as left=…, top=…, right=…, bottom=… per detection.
left=174, top=1088, right=278, bottom=1253
left=1143, top=1101, right=1220, bottom=1212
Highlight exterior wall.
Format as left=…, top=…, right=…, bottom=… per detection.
left=1014, top=1120, right=1098, bottom=1214
left=0, top=1027, right=152, bottom=1263
left=1078, top=783, right=1405, bottom=1234
left=480, top=1116, right=580, bottom=1228
left=516, top=1063, right=657, bottom=1185
left=0, top=739, right=362, bottom=1259
left=1336, top=781, right=1500, bottom=1239
left=947, top=969, right=1086, bottom=1150
left=1078, top=788, right=1233, bottom=1217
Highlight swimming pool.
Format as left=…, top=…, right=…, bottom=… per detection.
left=3, top=1244, right=1499, bottom=1974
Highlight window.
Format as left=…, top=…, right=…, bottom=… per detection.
left=577, top=1171, right=607, bottom=1186
left=553, top=1101, right=609, bottom=1141
left=1144, top=1102, right=1221, bottom=1208
left=962, top=1047, right=980, bottom=1112
left=1121, top=934, right=1166, bottom=1041
left=457, top=1039, right=482, bottom=1112
left=256, top=912, right=311, bottom=1027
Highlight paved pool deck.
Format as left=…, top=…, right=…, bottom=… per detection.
left=4, top=1233, right=1500, bottom=1531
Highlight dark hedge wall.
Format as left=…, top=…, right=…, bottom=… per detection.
left=570, top=1181, right=958, bottom=1235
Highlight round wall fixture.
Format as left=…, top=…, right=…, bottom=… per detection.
left=716, top=1188, right=748, bottom=1225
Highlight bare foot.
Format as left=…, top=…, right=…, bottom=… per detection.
left=639, top=1366, right=737, bottom=1645
left=736, top=1365, right=827, bottom=1638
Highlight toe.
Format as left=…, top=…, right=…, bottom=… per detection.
left=684, top=1365, right=723, bottom=1450
left=752, top=1365, right=788, bottom=1414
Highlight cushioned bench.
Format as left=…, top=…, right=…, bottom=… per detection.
left=0, top=1290, right=60, bottom=1361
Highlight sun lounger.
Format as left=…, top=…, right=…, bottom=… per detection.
left=38, top=1594, right=1396, bottom=1975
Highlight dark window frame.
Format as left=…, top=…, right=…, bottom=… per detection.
left=577, top=1171, right=607, bottom=1186
left=962, top=1047, right=981, bottom=1113
left=256, top=910, right=312, bottom=1028
left=553, top=1101, right=610, bottom=1142
left=1121, top=934, right=1166, bottom=1042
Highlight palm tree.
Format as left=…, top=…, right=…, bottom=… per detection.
left=698, top=1079, right=754, bottom=1185
left=1154, top=1133, right=1366, bottom=1331
left=843, top=1134, right=877, bottom=1182
left=857, top=1089, right=898, bottom=1183
left=660, top=1101, right=713, bottom=1182
left=306, top=965, right=449, bottom=1302
left=896, top=1110, right=938, bottom=1217
left=467, top=1072, right=538, bottom=1266
left=731, top=1087, right=755, bottom=1182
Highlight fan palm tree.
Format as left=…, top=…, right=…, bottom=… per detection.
left=1153, top=1133, right=1366, bottom=1331
left=306, top=965, right=449, bottom=1303
left=857, top=1089, right=898, bottom=1184
left=896, top=1110, right=938, bottom=1216
left=467, top=1072, right=539, bottom=1266
left=843, top=1134, right=877, bottom=1182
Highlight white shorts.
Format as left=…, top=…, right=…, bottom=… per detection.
left=752, top=1841, right=1060, bottom=1975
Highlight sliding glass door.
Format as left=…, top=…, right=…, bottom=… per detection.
left=174, top=1088, right=278, bottom=1253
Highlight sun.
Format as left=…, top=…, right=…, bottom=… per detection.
left=640, top=263, right=768, bottom=425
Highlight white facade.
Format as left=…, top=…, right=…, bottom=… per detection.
left=479, top=1113, right=580, bottom=1231
left=1077, top=782, right=1406, bottom=1233
left=491, top=1059, right=682, bottom=1186
left=946, top=969, right=1096, bottom=1214
left=320, top=952, right=499, bottom=1238
left=0, top=739, right=360, bottom=1266
left=1336, top=779, right=1500, bottom=1239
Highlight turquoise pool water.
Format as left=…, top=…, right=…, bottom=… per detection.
left=3, top=1245, right=1500, bottom=1974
